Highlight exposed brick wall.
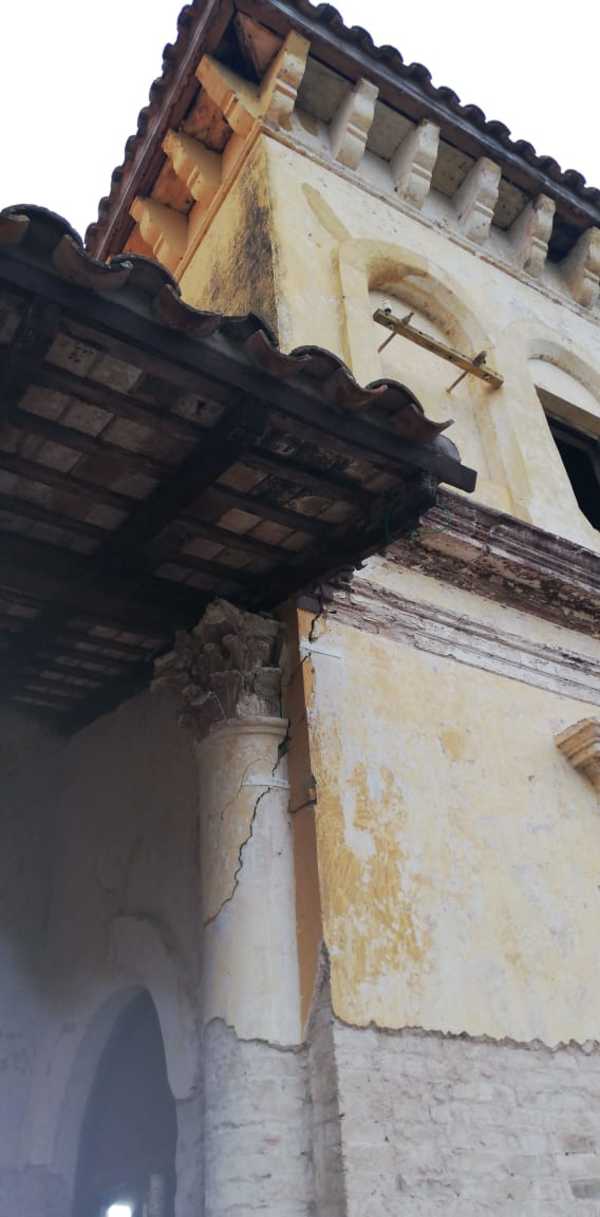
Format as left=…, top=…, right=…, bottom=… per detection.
left=332, top=1015, right=600, bottom=1216
left=180, top=987, right=600, bottom=1215
left=202, top=1020, right=313, bottom=1216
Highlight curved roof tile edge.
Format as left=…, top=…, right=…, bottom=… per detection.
left=84, top=0, right=600, bottom=256
left=2, top=203, right=457, bottom=453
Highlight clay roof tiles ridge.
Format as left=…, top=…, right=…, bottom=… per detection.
left=86, top=0, right=600, bottom=258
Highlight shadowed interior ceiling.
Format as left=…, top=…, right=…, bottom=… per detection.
left=0, top=205, right=474, bottom=732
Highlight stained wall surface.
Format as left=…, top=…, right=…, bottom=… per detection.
left=262, top=135, right=600, bottom=551
left=235, top=131, right=600, bottom=1049
left=301, top=587, right=600, bottom=1044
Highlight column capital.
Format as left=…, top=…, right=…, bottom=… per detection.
left=153, top=599, right=283, bottom=735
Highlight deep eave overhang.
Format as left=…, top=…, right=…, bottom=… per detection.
left=86, top=0, right=600, bottom=260
left=0, top=205, right=473, bottom=732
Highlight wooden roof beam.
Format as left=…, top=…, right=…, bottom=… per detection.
left=0, top=451, right=133, bottom=514
left=6, top=405, right=167, bottom=480
left=0, top=532, right=203, bottom=633
left=211, top=483, right=335, bottom=536
left=34, top=362, right=208, bottom=447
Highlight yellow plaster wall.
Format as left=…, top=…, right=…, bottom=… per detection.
left=263, top=136, right=600, bottom=550
left=174, top=125, right=600, bottom=1045
left=179, top=138, right=278, bottom=336
left=302, top=599, right=600, bottom=1045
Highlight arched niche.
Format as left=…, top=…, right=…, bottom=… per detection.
left=338, top=238, right=497, bottom=489
left=25, top=919, right=199, bottom=1213
left=72, top=990, right=177, bottom=1217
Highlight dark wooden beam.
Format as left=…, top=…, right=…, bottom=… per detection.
left=0, top=451, right=133, bottom=513
left=173, top=552, right=255, bottom=589
left=0, top=411, right=256, bottom=704
left=254, top=472, right=439, bottom=610
left=0, top=533, right=203, bottom=632
left=26, top=666, right=101, bottom=690
left=7, top=405, right=167, bottom=480
left=35, top=363, right=207, bottom=447
left=54, top=629, right=154, bottom=659
left=179, top=516, right=286, bottom=561
left=103, top=406, right=264, bottom=562
left=1, top=296, right=61, bottom=420
left=211, top=484, right=334, bottom=536
left=244, top=446, right=373, bottom=505
left=37, top=652, right=125, bottom=678
left=0, top=490, right=109, bottom=543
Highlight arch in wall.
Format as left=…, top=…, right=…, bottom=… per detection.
left=337, top=237, right=495, bottom=388
left=72, top=988, right=178, bottom=1217
left=24, top=917, right=199, bottom=1209
left=337, top=236, right=503, bottom=498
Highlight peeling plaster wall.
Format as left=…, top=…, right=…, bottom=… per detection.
left=264, top=135, right=600, bottom=550
left=300, top=588, right=600, bottom=1046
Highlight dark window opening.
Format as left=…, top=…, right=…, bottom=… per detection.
left=547, top=415, right=600, bottom=531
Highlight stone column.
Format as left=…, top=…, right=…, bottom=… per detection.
left=154, top=601, right=313, bottom=1217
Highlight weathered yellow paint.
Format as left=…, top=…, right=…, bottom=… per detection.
left=263, top=136, right=600, bottom=550
left=303, top=600, right=600, bottom=1045
left=174, top=109, right=600, bottom=1045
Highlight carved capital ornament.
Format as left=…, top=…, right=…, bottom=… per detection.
left=153, top=599, right=283, bottom=735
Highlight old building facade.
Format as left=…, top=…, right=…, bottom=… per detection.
left=3, top=1, right=600, bottom=1214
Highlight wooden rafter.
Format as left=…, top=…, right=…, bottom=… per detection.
left=0, top=208, right=476, bottom=729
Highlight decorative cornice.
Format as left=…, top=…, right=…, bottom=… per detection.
left=383, top=491, right=600, bottom=638
left=153, top=599, right=283, bottom=732
left=556, top=719, right=600, bottom=794
left=321, top=577, right=600, bottom=706
left=86, top=0, right=600, bottom=262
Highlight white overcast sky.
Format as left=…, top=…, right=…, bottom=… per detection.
left=1, top=1, right=598, bottom=240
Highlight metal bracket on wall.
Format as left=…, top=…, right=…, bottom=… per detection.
left=374, top=307, right=504, bottom=393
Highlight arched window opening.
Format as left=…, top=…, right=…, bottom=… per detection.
left=370, top=285, right=458, bottom=398
left=368, top=283, right=489, bottom=480
left=73, top=991, right=177, bottom=1217
left=532, top=359, right=600, bottom=532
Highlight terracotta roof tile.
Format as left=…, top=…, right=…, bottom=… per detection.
left=86, top=0, right=600, bottom=258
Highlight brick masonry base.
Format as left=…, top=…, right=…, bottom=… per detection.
left=21, top=982, right=600, bottom=1215
left=331, top=1011, right=600, bottom=1215
left=199, top=978, right=600, bottom=1215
